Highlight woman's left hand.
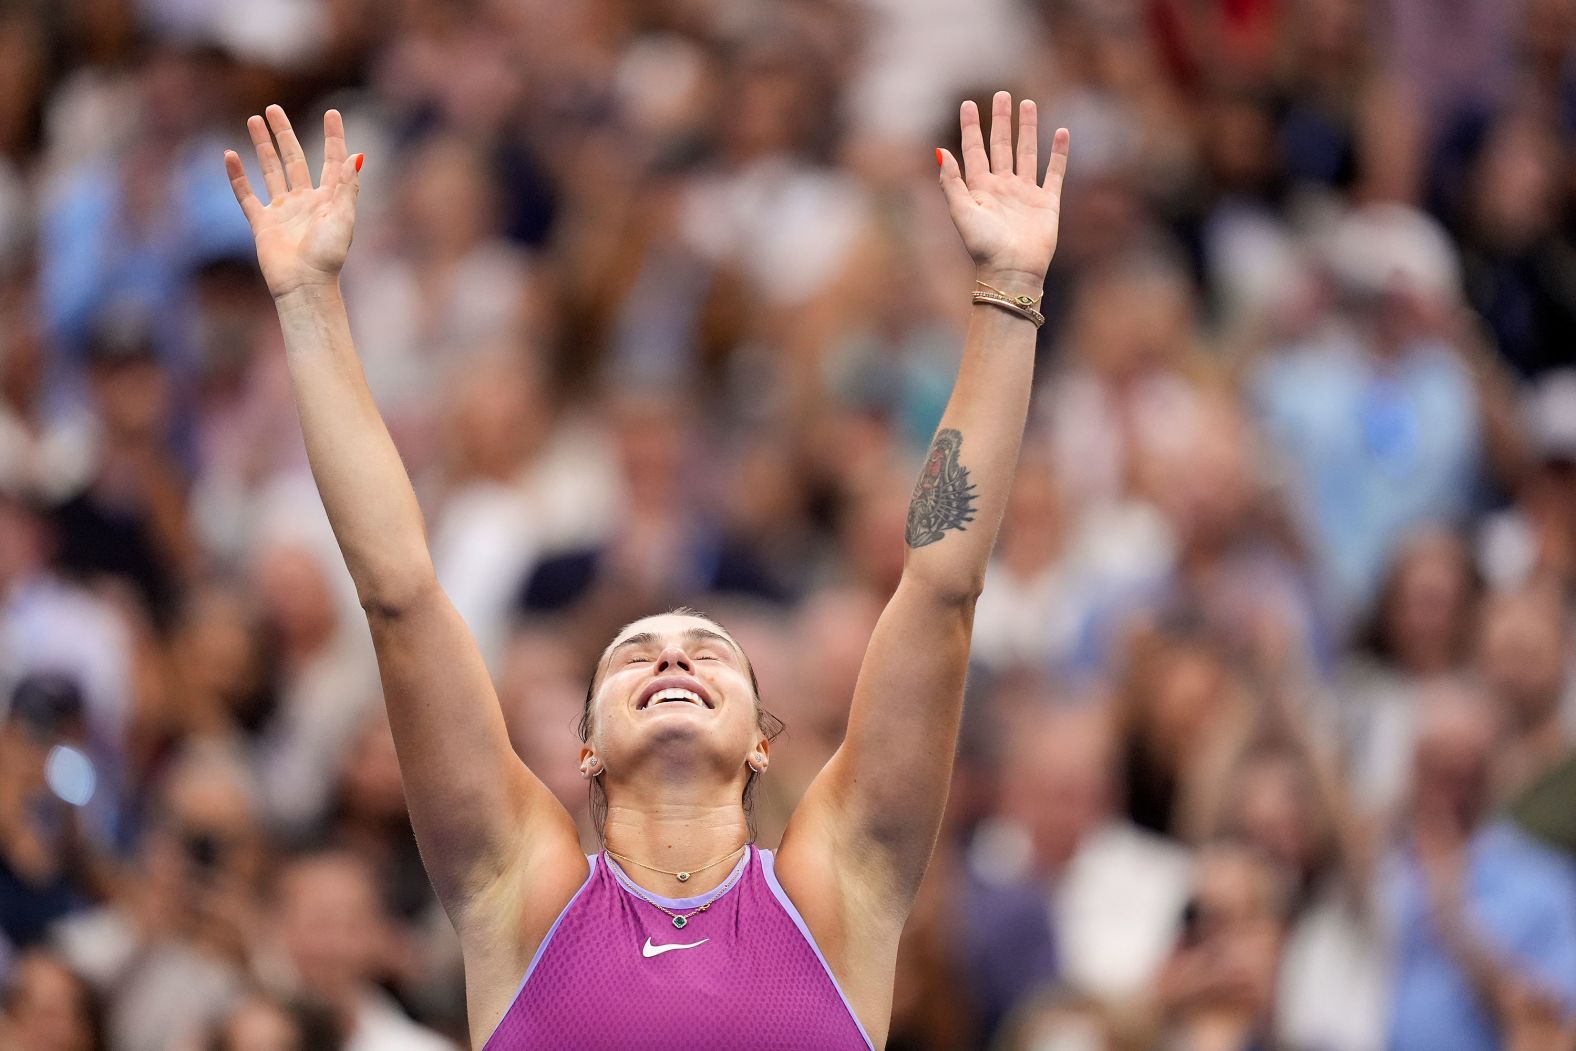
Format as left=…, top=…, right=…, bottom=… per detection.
left=938, top=91, right=1069, bottom=289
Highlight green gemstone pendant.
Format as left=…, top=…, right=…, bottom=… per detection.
left=672, top=915, right=688, bottom=929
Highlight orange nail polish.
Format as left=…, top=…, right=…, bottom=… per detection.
left=936, top=148, right=944, bottom=167
left=354, top=153, right=364, bottom=172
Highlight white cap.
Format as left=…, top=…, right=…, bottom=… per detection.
left=1319, top=202, right=1462, bottom=303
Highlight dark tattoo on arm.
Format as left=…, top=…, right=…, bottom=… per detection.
left=905, top=428, right=978, bottom=548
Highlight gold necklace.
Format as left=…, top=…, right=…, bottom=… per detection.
left=610, top=848, right=750, bottom=930
left=603, top=841, right=748, bottom=884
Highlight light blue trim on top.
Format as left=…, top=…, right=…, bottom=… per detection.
left=758, top=849, right=878, bottom=1051
left=480, top=854, right=598, bottom=1051
left=603, top=845, right=754, bottom=910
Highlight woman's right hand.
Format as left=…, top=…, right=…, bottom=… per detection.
left=224, top=106, right=361, bottom=301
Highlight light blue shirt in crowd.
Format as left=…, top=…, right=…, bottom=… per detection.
left=1386, top=821, right=1576, bottom=1051
left=1252, top=331, right=1480, bottom=621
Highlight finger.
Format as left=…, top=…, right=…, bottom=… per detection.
left=936, top=148, right=973, bottom=216
left=223, top=150, right=264, bottom=224
left=989, top=90, right=1014, bottom=174
left=1016, top=99, right=1038, bottom=182
left=332, top=153, right=362, bottom=223
left=1043, top=127, right=1070, bottom=194
left=247, top=114, right=287, bottom=200
left=265, top=104, right=312, bottom=190
left=320, top=108, right=348, bottom=190
left=959, top=100, right=989, bottom=185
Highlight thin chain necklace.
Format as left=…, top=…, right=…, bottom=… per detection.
left=609, top=846, right=750, bottom=930
left=603, top=841, right=748, bottom=885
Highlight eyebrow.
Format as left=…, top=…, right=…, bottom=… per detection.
left=609, top=627, right=743, bottom=659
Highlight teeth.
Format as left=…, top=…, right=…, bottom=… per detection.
left=649, top=688, right=703, bottom=707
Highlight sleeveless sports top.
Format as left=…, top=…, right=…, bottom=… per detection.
left=482, top=846, right=874, bottom=1049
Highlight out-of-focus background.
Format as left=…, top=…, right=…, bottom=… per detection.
left=2, top=0, right=1576, bottom=1048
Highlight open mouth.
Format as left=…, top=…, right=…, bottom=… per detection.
left=637, top=678, right=714, bottom=711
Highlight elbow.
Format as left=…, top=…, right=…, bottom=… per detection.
left=898, top=567, right=985, bottom=611
left=357, top=568, right=441, bottom=622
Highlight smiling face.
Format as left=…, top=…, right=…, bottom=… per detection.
left=582, top=612, right=773, bottom=796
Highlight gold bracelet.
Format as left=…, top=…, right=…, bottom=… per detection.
left=971, top=289, right=1046, bottom=328
left=975, top=279, right=1043, bottom=308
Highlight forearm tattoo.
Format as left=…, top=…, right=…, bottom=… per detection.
left=905, top=428, right=978, bottom=548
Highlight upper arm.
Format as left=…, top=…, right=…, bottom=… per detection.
left=364, top=574, right=583, bottom=919
left=781, top=576, right=974, bottom=908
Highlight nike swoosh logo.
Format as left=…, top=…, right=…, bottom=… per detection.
left=642, top=937, right=709, bottom=957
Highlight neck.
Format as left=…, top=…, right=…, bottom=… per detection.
left=602, top=790, right=751, bottom=896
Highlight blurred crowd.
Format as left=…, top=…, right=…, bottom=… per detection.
left=2, top=0, right=1576, bottom=1049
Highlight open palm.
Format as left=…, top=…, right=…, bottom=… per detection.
left=938, top=92, right=1069, bottom=281
left=224, top=106, right=361, bottom=299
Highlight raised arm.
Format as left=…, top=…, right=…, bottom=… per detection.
left=781, top=94, right=1067, bottom=908
left=224, top=108, right=582, bottom=918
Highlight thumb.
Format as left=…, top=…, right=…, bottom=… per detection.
left=937, top=148, right=972, bottom=216
left=332, top=153, right=363, bottom=215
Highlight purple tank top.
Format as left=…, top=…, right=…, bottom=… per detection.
left=482, top=846, right=875, bottom=1050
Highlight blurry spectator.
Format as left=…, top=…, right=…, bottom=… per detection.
left=1115, top=623, right=1255, bottom=837
left=989, top=986, right=1131, bottom=1051
left=677, top=34, right=870, bottom=311
left=0, top=492, right=133, bottom=840
left=517, top=391, right=788, bottom=636
left=0, top=675, right=100, bottom=954
left=1252, top=204, right=1484, bottom=618
left=260, top=850, right=453, bottom=1050
left=1341, top=527, right=1480, bottom=814
left=51, top=319, right=193, bottom=625
left=1192, top=737, right=1391, bottom=1051
left=972, top=450, right=1171, bottom=676
left=0, top=949, right=105, bottom=1051
left=0, top=278, right=97, bottom=502
left=965, top=703, right=1192, bottom=1034
left=1133, top=394, right=1326, bottom=678
left=161, top=579, right=278, bottom=746
left=37, top=44, right=252, bottom=358
left=199, top=992, right=342, bottom=1051
left=348, top=133, right=544, bottom=435
left=183, top=255, right=307, bottom=565
left=53, top=746, right=266, bottom=1051
left=1480, top=370, right=1576, bottom=591
left=1043, top=249, right=1211, bottom=517
left=1455, top=113, right=1576, bottom=380
left=1475, top=580, right=1574, bottom=797
left=1152, top=840, right=1294, bottom=1051
left=970, top=452, right=1085, bottom=673
left=1385, top=685, right=1576, bottom=1051
left=427, top=346, right=619, bottom=671
left=247, top=540, right=379, bottom=835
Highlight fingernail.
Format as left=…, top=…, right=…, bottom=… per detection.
left=936, top=148, right=944, bottom=168
left=353, top=153, right=364, bottom=172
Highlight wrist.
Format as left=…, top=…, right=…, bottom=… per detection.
left=274, top=279, right=344, bottom=313
left=975, top=266, right=1046, bottom=298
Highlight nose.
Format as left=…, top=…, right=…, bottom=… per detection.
left=655, top=644, right=693, bottom=675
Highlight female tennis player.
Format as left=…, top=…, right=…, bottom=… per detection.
left=224, top=92, right=1067, bottom=1049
